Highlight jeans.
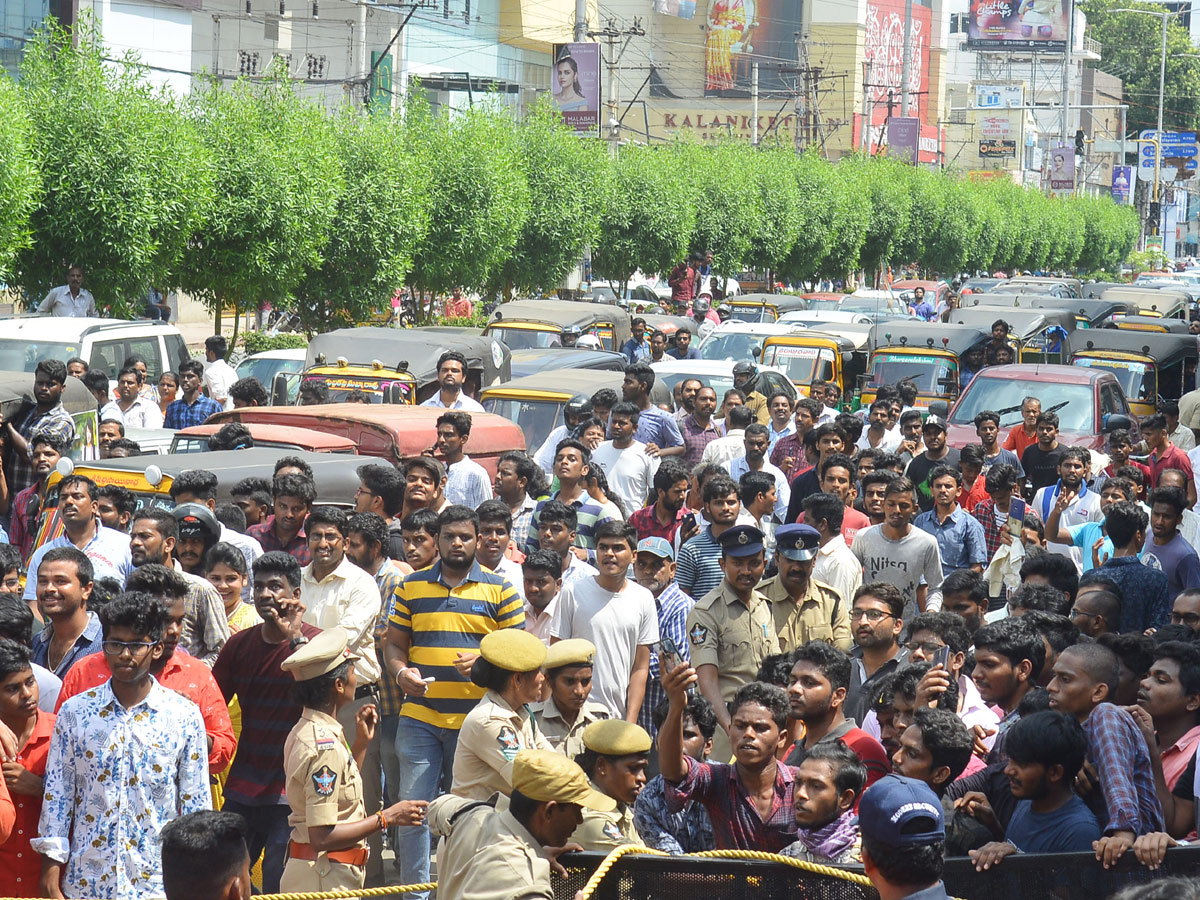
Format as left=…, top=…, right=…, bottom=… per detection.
left=222, top=800, right=291, bottom=895
left=394, top=716, right=459, bottom=900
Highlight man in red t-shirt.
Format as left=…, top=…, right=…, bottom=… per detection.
left=1144, top=412, right=1198, bottom=507
left=784, top=642, right=890, bottom=804
left=0, top=642, right=47, bottom=896
left=1002, top=396, right=1041, bottom=460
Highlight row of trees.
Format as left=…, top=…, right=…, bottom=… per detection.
left=0, top=24, right=1140, bottom=333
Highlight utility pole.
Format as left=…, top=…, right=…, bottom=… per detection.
left=751, top=62, right=760, bottom=146
left=589, top=17, right=644, bottom=154
left=861, top=60, right=873, bottom=153
left=574, top=0, right=586, bottom=41
left=1059, top=3, right=1072, bottom=147
left=900, top=0, right=913, bottom=116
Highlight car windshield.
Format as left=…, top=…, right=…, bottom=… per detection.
left=949, top=377, right=1095, bottom=432
left=1074, top=358, right=1153, bottom=401
left=0, top=339, right=80, bottom=372
left=700, top=332, right=772, bottom=361
left=236, top=356, right=305, bottom=385
left=727, top=305, right=776, bottom=323
left=759, top=344, right=826, bottom=385
left=868, top=353, right=952, bottom=393
left=487, top=327, right=561, bottom=350
left=482, top=397, right=562, bottom=454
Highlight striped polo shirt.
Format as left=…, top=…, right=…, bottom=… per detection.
left=390, top=560, right=524, bottom=729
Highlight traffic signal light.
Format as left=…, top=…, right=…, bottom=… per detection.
left=1149, top=201, right=1161, bottom=222
left=1074, top=129, right=1086, bottom=156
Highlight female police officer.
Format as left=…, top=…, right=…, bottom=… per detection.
left=451, top=629, right=555, bottom=800
left=280, top=628, right=427, bottom=896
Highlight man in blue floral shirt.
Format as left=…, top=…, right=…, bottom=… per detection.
left=634, top=695, right=716, bottom=854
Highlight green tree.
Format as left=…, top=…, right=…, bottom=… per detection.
left=291, top=106, right=433, bottom=333
left=842, top=155, right=914, bottom=275
left=743, top=147, right=804, bottom=280
left=489, top=100, right=608, bottom=296
left=407, top=99, right=530, bottom=305
left=178, top=76, right=343, bottom=335
left=15, top=20, right=213, bottom=315
left=0, top=77, right=40, bottom=281
left=680, top=140, right=765, bottom=281
left=592, top=143, right=697, bottom=293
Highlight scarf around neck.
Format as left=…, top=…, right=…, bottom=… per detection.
left=794, top=809, right=859, bottom=861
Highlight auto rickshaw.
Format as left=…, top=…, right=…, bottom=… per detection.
left=484, top=298, right=632, bottom=351
left=1100, top=286, right=1190, bottom=320
left=947, top=306, right=1076, bottom=363
left=1023, top=296, right=1138, bottom=328
left=640, top=314, right=697, bottom=340
left=1081, top=282, right=1124, bottom=299
left=1113, top=315, right=1193, bottom=334
left=1066, top=330, right=1198, bottom=417
left=0, top=371, right=99, bottom=462
left=758, top=331, right=863, bottom=406
left=721, top=293, right=809, bottom=324
left=1005, top=276, right=1081, bottom=298
left=860, top=324, right=991, bottom=410
left=480, top=369, right=670, bottom=459
left=207, top=405, right=525, bottom=476
left=297, top=327, right=511, bottom=405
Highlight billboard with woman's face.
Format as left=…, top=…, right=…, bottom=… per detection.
left=552, top=43, right=601, bottom=136
left=967, top=0, right=1069, bottom=50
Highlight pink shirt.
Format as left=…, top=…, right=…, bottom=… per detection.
left=1161, top=724, right=1200, bottom=790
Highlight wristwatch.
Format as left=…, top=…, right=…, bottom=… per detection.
left=290, top=635, right=310, bottom=648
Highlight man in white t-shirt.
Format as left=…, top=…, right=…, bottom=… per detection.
left=203, top=336, right=238, bottom=411
left=591, top=402, right=658, bottom=517
left=550, top=521, right=658, bottom=720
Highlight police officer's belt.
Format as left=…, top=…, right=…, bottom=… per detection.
left=288, top=840, right=369, bottom=866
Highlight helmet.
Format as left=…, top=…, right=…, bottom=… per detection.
left=616, top=297, right=630, bottom=310
left=172, top=502, right=221, bottom=548
left=562, top=325, right=583, bottom=337
left=693, top=297, right=711, bottom=315
left=565, top=394, right=593, bottom=418
left=732, top=361, right=757, bottom=379
left=577, top=334, right=603, bottom=350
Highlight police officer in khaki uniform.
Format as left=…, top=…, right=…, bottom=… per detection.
left=280, top=628, right=427, bottom=898
left=531, top=639, right=610, bottom=760
left=452, top=629, right=555, bottom=800
left=430, top=749, right=615, bottom=900
left=685, top=524, right=779, bottom=760
left=569, top=719, right=651, bottom=850
left=761, top=523, right=852, bottom=652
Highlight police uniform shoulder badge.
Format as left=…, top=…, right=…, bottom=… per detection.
left=689, top=623, right=708, bottom=645
left=312, top=765, right=338, bottom=797
left=602, top=821, right=622, bottom=842
left=497, top=725, right=521, bottom=760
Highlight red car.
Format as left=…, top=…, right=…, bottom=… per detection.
left=939, top=364, right=1136, bottom=452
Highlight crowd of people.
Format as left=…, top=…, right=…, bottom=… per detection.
left=3, top=339, right=1200, bottom=900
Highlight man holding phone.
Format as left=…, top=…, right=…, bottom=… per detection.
left=632, top=537, right=695, bottom=733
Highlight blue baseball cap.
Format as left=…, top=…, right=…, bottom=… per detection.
left=636, top=537, right=674, bottom=560
left=858, top=775, right=945, bottom=849
left=717, top=525, right=764, bottom=558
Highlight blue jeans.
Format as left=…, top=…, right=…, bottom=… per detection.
left=394, top=716, right=459, bottom=900
left=221, top=800, right=291, bottom=895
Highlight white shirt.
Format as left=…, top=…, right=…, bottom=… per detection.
left=99, top=400, right=124, bottom=424
left=300, top=555, right=383, bottom=683
left=524, top=592, right=560, bottom=644
left=534, top=425, right=570, bottom=475
left=203, top=358, right=238, bottom=411
left=701, top=430, right=747, bottom=468
left=812, top=534, right=863, bottom=607
left=767, top=420, right=796, bottom=454
left=421, top=391, right=485, bottom=412
left=490, top=554, right=526, bottom=601
left=117, top=395, right=164, bottom=429
left=561, top=553, right=599, bottom=589
left=856, top=426, right=902, bottom=452
left=727, top=455, right=790, bottom=522
left=1170, top=423, right=1197, bottom=451
left=445, top=455, right=494, bottom=508
left=549, top=576, right=660, bottom=719
left=1032, top=483, right=1102, bottom=569
left=37, top=285, right=97, bottom=317
left=591, top=440, right=658, bottom=517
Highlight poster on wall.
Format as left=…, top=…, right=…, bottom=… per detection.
left=887, top=117, right=920, bottom=163
left=551, top=43, right=601, bottom=136
left=861, top=0, right=938, bottom=163
left=1048, top=146, right=1075, bottom=191
left=704, top=0, right=803, bottom=96
left=967, top=0, right=1070, bottom=50
left=1111, top=165, right=1133, bottom=203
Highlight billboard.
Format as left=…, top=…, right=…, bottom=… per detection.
left=1111, top=165, right=1133, bottom=203
left=1048, top=146, right=1075, bottom=192
left=887, top=117, right=920, bottom=163
left=655, top=0, right=697, bottom=19
left=552, top=43, right=601, bottom=136
left=979, top=139, right=1017, bottom=158
left=704, top=0, right=804, bottom=96
left=859, top=0, right=938, bottom=163
left=967, top=0, right=1070, bottom=50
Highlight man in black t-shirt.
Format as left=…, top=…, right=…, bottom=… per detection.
left=1020, top=411, right=1065, bottom=496
left=906, top=418, right=961, bottom=513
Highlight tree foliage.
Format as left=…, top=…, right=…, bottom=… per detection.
left=14, top=18, right=212, bottom=315
left=178, top=77, right=343, bottom=322
left=0, top=77, right=39, bottom=281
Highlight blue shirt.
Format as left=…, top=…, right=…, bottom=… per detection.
left=675, top=527, right=725, bottom=599
left=666, top=346, right=701, bottom=360
left=32, top=610, right=104, bottom=678
left=983, top=447, right=1024, bottom=478
left=1142, top=531, right=1200, bottom=601
left=24, top=521, right=133, bottom=601
left=640, top=583, right=695, bottom=734
left=1067, top=521, right=1113, bottom=574
left=634, top=774, right=715, bottom=854
left=164, top=393, right=223, bottom=429
left=633, top=405, right=684, bottom=450
left=620, top=337, right=650, bottom=363
left=728, top=456, right=790, bottom=523
left=1098, top=555, right=1172, bottom=633
left=914, top=506, right=987, bottom=572
left=1006, top=795, right=1101, bottom=854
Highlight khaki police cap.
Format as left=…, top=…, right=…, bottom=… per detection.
left=582, top=719, right=652, bottom=756
left=281, top=627, right=359, bottom=682
left=512, top=750, right=616, bottom=812
left=479, top=629, right=548, bottom=673
left=544, top=638, right=596, bottom=670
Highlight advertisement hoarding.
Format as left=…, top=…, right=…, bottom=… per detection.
left=654, top=0, right=697, bottom=19
left=551, top=43, right=601, bottom=137
left=1048, top=146, right=1075, bottom=192
left=975, top=84, right=1024, bottom=109
left=704, top=0, right=804, bottom=96
left=967, top=0, right=1070, bottom=50
left=979, top=139, right=1017, bottom=158
left=888, top=117, right=920, bottom=163
left=1111, top=165, right=1133, bottom=203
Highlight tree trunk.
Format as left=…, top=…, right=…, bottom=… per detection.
left=230, top=305, right=241, bottom=346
